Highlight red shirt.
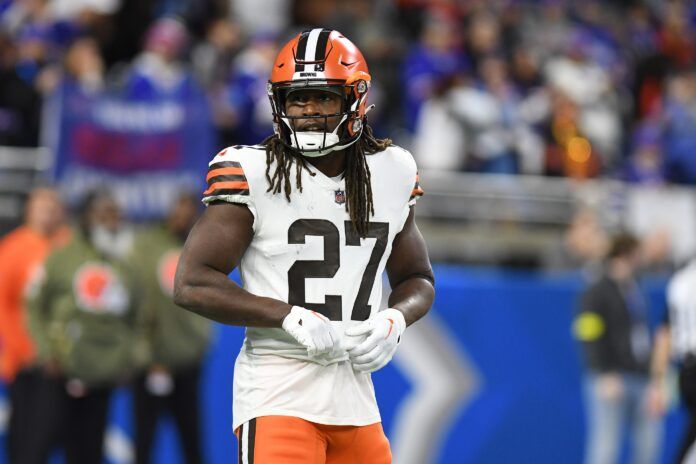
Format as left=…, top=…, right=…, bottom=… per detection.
left=0, top=225, right=70, bottom=381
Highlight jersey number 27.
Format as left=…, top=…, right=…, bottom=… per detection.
left=288, top=219, right=389, bottom=322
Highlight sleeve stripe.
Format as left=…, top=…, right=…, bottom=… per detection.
left=209, top=160, right=243, bottom=169
left=203, top=181, right=250, bottom=195
left=409, top=172, right=424, bottom=201
left=207, top=174, right=246, bottom=185
left=203, top=188, right=250, bottom=198
left=409, top=189, right=424, bottom=200
left=206, top=166, right=245, bottom=182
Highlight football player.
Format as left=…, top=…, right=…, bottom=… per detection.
left=174, top=29, right=435, bottom=464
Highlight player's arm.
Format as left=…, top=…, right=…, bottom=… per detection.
left=173, top=202, right=291, bottom=327
left=385, top=206, right=435, bottom=326
left=650, top=324, right=671, bottom=381
left=174, top=202, right=339, bottom=355
left=646, top=309, right=671, bottom=417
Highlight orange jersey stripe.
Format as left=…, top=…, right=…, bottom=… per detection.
left=203, top=181, right=249, bottom=195
left=206, top=166, right=245, bottom=182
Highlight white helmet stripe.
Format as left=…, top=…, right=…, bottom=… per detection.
left=304, top=29, right=323, bottom=63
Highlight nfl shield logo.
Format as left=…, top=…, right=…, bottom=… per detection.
left=334, top=189, right=346, bottom=205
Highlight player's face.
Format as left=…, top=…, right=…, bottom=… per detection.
left=284, top=89, right=343, bottom=133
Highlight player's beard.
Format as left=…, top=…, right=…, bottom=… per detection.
left=90, top=225, right=134, bottom=259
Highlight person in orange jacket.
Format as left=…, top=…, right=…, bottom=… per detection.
left=0, top=187, right=70, bottom=462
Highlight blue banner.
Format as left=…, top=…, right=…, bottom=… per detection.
left=46, top=79, right=215, bottom=220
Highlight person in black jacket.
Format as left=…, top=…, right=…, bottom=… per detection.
left=574, top=232, right=661, bottom=464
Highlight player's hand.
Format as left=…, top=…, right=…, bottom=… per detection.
left=344, top=308, right=406, bottom=373
left=645, top=377, right=669, bottom=417
left=282, top=306, right=339, bottom=356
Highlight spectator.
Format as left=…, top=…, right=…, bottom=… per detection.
left=662, top=69, right=696, bottom=185
left=542, top=91, right=602, bottom=178
left=48, top=0, right=120, bottom=51
left=1, top=0, right=52, bottom=39
left=129, top=194, right=211, bottom=464
left=25, top=190, right=144, bottom=464
left=0, top=187, right=70, bottom=463
left=544, top=30, right=622, bottom=168
left=465, top=8, right=503, bottom=70
left=509, top=45, right=544, bottom=95
left=124, top=16, right=194, bottom=99
left=412, top=74, right=468, bottom=172
left=401, top=14, right=467, bottom=132
left=543, top=206, right=608, bottom=274
left=0, top=32, right=42, bottom=146
left=625, top=121, right=665, bottom=185
left=191, top=18, right=242, bottom=90
left=231, top=0, right=289, bottom=36
left=62, top=35, right=104, bottom=93
left=101, top=0, right=158, bottom=66
left=214, top=31, right=277, bottom=146
left=13, top=19, right=57, bottom=89
left=516, top=1, right=574, bottom=61
left=656, top=1, right=696, bottom=69
left=574, top=233, right=662, bottom=464
left=469, top=54, right=542, bottom=174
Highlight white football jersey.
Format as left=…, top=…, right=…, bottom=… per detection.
left=202, top=143, right=422, bottom=429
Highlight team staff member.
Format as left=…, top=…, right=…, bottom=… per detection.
left=175, top=29, right=435, bottom=463
left=649, top=259, right=696, bottom=463
left=0, top=187, right=70, bottom=463
left=26, top=191, right=144, bottom=464
left=129, top=194, right=211, bottom=464
left=574, top=233, right=660, bottom=464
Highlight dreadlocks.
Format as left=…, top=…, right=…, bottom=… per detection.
left=263, top=124, right=391, bottom=237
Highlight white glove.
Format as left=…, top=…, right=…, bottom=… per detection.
left=282, top=306, right=340, bottom=356
left=344, top=308, right=406, bottom=373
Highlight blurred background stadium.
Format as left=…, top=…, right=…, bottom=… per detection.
left=1, top=0, right=695, bottom=462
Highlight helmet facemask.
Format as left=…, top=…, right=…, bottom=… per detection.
left=268, top=78, right=370, bottom=157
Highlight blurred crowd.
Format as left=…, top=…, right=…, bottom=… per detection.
left=1, top=0, right=696, bottom=183
left=0, top=187, right=211, bottom=463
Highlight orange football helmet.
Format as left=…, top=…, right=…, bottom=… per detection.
left=268, top=29, right=372, bottom=157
